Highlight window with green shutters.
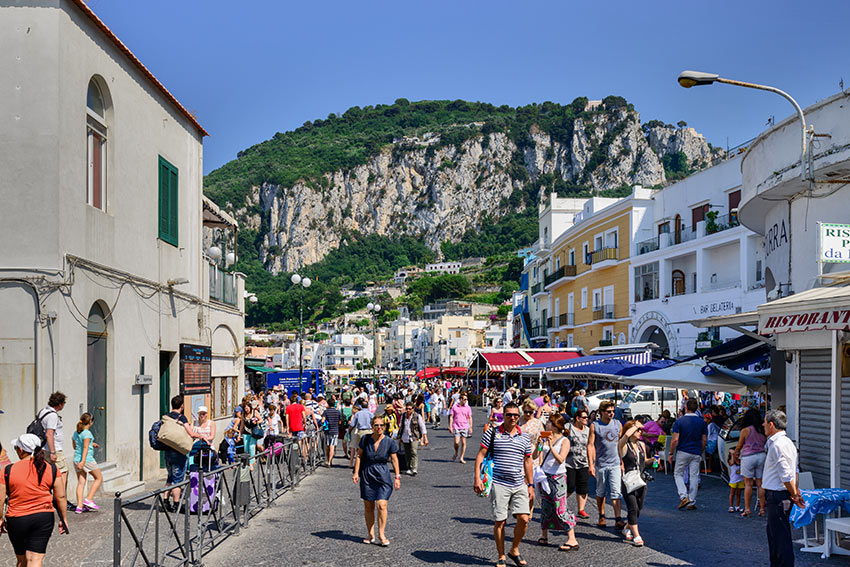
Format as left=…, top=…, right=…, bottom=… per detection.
left=158, top=156, right=178, bottom=246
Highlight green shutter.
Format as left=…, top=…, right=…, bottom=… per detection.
left=157, top=156, right=178, bottom=246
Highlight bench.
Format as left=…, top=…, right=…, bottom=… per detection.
left=824, top=517, right=850, bottom=558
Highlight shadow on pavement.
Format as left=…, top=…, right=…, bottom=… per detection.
left=411, top=550, right=491, bottom=565
left=451, top=516, right=492, bottom=525
left=311, top=530, right=365, bottom=543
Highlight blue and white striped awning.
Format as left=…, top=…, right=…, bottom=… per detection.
left=507, top=351, right=651, bottom=375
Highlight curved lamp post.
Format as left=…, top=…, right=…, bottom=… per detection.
left=677, top=70, right=809, bottom=181
left=291, top=273, right=311, bottom=392
left=366, top=302, right=381, bottom=384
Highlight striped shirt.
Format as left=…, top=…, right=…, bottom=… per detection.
left=481, top=425, right=531, bottom=488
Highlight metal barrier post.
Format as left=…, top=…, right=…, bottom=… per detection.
left=183, top=484, right=191, bottom=567
left=195, top=468, right=204, bottom=566
left=233, top=463, right=241, bottom=535
left=113, top=493, right=122, bottom=566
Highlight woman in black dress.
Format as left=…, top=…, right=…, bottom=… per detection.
left=352, top=414, right=401, bottom=546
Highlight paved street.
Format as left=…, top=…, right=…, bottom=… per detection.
left=204, top=408, right=847, bottom=567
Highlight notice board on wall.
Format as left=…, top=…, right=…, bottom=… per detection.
left=180, top=344, right=211, bottom=395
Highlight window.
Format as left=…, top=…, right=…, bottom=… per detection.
left=87, top=79, right=107, bottom=211
left=674, top=214, right=683, bottom=243
left=634, top=262, right=659, bottom=301
left=638, top=390, right=655, bottom=402
left=728, top=190, right=741, bottom=222
left=567, top=293, right=574, bottom=314
left=569, top=249, right=575, bottom=266
left=672, top=269, right=686, bottom=296
left=555, top=257, right=561, bottom=270
left=455, top=330, right=461, bottom=338
left=583, top=242, right=590, bottom=264
left=211, top=376, right=237, bottom=419
left=603, top=326, right=613, bottom=341
left=692, top=203, right=710, bottom=229
left=592, top=289, right=602, bottom=310
left=581, top=287, right=588, bottom=309
left=605, top=229, right=618, bottom=249
left=567, top=334, right=574, bottom=347
left=658, top=222, right=670, bottom=236
left=756, top=260, right=763, bottom=282
left=594, top=234, right=604, bottom=251
left=158, top=156, right=178, bottom=246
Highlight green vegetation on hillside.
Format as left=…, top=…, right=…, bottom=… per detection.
left=204, top=96, right=633, bottom=208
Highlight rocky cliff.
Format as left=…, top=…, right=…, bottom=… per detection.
left=210, top=102, right=722, bottom=274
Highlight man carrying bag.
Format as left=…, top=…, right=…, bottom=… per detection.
left=158, top=396, right=197, bottom=512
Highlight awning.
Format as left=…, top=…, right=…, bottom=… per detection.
left=680, top=335, right=770, bottom=369
left=758, top=285, right=850, bottom=334
left=545, top=357, right=674, bottom=382
left=514, top=352, right=652, bottom=375
left=203, top=196, right=238, bottom=228
left=479, top=352, right=530, bottom=371
left=246, top=365, right=276, bottom=373
left=616, top=360, right=765, bottom=394
left=683, top=311, right=759, bottom=329
left=414, top=367, right=467, bottom=379
left=524, top=351, right=582, bottom=365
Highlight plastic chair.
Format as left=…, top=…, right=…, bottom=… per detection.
left=797, top=471, right=820, bottom=548
left=658, top=435, right=673, bottom=474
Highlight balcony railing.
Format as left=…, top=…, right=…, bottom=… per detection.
left=705, top=213, right=741, bottom=235
left=558, top=313, right=575, bottom=327
left=591, top=304, right=616, bottom=321
left=671, top=281, right=696, bottom=296
left=531, top=282, right=544, bottom=295
left=588, top=247, right=618, bottom=265
left=547, top=316, right=555, bottom=329
left=209, top=265, right=237, bottom=306
left=703, top=279, right=741, bottom=292
left=636, top=237, right=660, bottom=256
left=530, top=322, right=548, bottom=338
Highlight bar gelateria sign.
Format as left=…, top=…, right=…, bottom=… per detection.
left=760, top=309, right=850, bottom=334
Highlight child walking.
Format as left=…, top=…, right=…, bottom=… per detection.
left=72, top=412, right=103, bottom=513
left=727, top=452, right=744, bottom=513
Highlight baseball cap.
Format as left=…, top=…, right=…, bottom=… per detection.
left=11, top=433, right=41, bottom=454
left=197, top=406, right=209, bottom=413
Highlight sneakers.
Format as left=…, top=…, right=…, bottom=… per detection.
left=83, top=499, right=100, bottom=511
left=678, top=497, right=689, bottom=510
left=459, top=459, right=466, bottom=464
left=686, top=503, right=697, bottom=510
left=75, top=506, right=85, bottom=514
left=577, top=510, right=590, bottom=519
left=728, top=506, right=736, bottom=513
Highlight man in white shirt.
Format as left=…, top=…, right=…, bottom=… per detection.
left=761, top=410, right=804, bottom=567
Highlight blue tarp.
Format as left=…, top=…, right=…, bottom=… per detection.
left=790, top=488, right=850, bottom=528
left=546, top=358, right=675, bottom=380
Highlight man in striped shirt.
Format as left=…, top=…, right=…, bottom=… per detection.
left=474, top=402, right=533, bottom=567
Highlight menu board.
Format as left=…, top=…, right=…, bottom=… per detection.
left=180, top=344, right=211, bottom=395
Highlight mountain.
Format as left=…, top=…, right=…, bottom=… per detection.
left=204, top=97, right=722, bottom=274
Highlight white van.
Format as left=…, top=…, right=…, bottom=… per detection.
left=619, top=386, right=696, bottom=420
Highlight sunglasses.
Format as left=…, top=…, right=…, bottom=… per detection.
left=603, top=409, right=615, bottom=413
left=373, top=423, right=386, bottom=428
left=523, top=410, right=534, bottom=414
left=504, top=413, right=520, bottom=418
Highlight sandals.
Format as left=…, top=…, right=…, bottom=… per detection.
left=496, top=560, right=507, bottom=567
left=506, top=552, right=528, bottom=566
left=559, top=542, right=579, bottom=551
left=758, top=510, right=766, bottom=517
left=537, top=537, right=549, bottom=546
left=596, top=516, right=607, bottom=528
left=740, top=510, right=751, bottom=518
left=379, top=539, right=390, bottom=547
left=362, top=537, right=376, bottom=544
left=633, top=536, right=645, bottom=547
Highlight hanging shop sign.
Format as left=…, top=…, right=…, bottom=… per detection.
left=819, top=223, right=850, bottom=263
left=759, top=308, right=850, bottom=335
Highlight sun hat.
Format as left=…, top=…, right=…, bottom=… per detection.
left=11, top=433, right=41, bottom=454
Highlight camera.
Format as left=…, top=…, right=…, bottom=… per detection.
left=641, top=470, right=655, bottom=483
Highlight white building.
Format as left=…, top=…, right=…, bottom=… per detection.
left=387, top=319, right=424, bottom=370
left=736, top=90, right=850, bottom=489
left=0, top=1, right=245, bottom=486
left=425, top=262, right=462, bottom=275
left=324, top=334, right=373, bottom=369
left=630, top=156, right=766, bottom=357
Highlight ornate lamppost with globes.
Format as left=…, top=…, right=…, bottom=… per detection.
left=291, top=273, right=311, bottom=393
left=366, top=302, right=381, bottom=385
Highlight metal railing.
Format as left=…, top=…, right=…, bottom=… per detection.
left=635, top=236, right=659, bottom=256
left=544, top=265, right=576, bottom=286
left=114, top=431, right=325, bottom=566
left=588, top=247, right=618, bottom=265
left=558, top=313, right=574, bottom=327
left=531, top=282, right=544, bottom=295
left=591, top=304, right=616, bottom=321
left=209, top=265, right=237, bottom=306
left=705, top=213, right=740, bottom=235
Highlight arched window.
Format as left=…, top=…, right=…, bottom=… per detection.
left=672, top=269, right=685, bottom=296
left=674, top=214, right=682, bottom=244
left=87, top=78, right=108, bottom=211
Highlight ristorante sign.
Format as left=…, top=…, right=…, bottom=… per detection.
left=760, top=309, right=850, bottom=334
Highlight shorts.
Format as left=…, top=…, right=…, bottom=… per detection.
left=453, top=428, right=470, bottom=438
left=164, top=451, right=188, bottom=485
left=351, top=430, right=372, bottom=450
left=595, top=465, right=622, bottom=501
left=490, top=483, right=531, bottom=522
left=566, top=466, right=589, bottom=496
left=6, top=512, right=54, bottom=555
left=54, top=450, right=68, bottom=475
left=292, top=430, right=306, bottom=440
left=740, top=452, right=766, bottom=479
left=729, top=480, right=745, bottom=489
left=75, top=460, right=99, bottom=473
left=326, top=436, right=338, bottom=447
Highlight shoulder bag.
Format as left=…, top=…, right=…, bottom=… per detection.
left=622, top=443, right=646, bottom=493
left=157, top=415, right=194, bottom=455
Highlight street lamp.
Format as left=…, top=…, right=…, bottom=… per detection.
left=291, top=273, right=312, bottom=393
left=366, top=302, right=381, bottom=384
left=677, top=70, right=809, bottom=181
left=399, top=316, right=409, bottom=383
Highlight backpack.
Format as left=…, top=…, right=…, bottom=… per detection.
left=26, top=408, right=56, bottom=447
left=149, top=420, right=165, bottom=450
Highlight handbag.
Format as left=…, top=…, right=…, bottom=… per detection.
left=250, top=423, right=265, bottom=438
left=157, top=415, right=194, bottom=455
left=479, top=428, right=496, bottom=497
left=622, top=469, right=646, bottom=493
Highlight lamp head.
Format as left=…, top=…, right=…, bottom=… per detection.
left=302, top=277, right=311, bottom=288
left=367, top=302, right=374, bottom=311
left=207, top=246, right=223, bottom=262
left=677, top=70, right=719, bottom=88
left=291, top=273, right=301, bottom=285
left=374, top=304, right=381, bottom=312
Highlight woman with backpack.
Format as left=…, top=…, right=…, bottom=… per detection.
left=71, top=412, right=103, bottom=513
left=0, top=434, right=69, bottom=565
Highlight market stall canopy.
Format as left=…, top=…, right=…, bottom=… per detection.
left=471, top=349, right=582, bottom=372
left=679, top=335, right=771, bottom=369
left=616, top=360, right=761, bottom=394
left=545, top=357, right=674, bottom=382
left=246, top=365, right=277, bottom=373
left=514, top=351, right=653, bottom=376
left=414, top=367, right=467, bottom=379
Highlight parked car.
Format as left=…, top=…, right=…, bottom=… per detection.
left=618, top=386, right=698, bottom=420
left=586, top=389, right=629, bottom=412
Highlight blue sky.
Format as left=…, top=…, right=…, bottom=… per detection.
left=86, top=0, right=850, bottom=175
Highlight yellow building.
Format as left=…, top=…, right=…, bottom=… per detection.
left=542, top=188, right=655, bottom=353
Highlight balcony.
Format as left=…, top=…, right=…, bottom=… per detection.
left=587, top=247, right=618, bottom=267
left=544, top=265, right=577, bottom=288
left=635, top=237, right=659, bottom=256
left=703, top=279, right=741, bottom=292
left=531, top=282, right=546, bottom=297
left=209, top=265, right=237, bottom=306
left=705, top=213, right=741, bottom=235
left=671, top=281, right=696, bottom=296
left=591, top=304, right=616, bottom=321
left=558, top=312, right=575, bottom=328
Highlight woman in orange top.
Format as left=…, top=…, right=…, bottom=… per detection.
left=0, top=433, right=68, bottom=566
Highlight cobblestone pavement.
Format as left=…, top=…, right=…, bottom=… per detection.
left=203, top=408, right=849, bottom=567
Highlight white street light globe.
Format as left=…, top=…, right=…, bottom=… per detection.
left=207, top=246, right=223, bottom=262
left=291, top=273, right=301, bottom=285
left=249, top=295, right=258, bottom=303
left=302, top=277, right=311, bottom=288
left=226, top=252, right=236, bottom=265
left=367, top=302, right=374, bottom=311
left=374, top=304, right=381, bottom=312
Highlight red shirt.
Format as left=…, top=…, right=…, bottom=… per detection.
left=285, top=403, right=305, bottom=432
left=6, top=459, right=55, bottom=517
